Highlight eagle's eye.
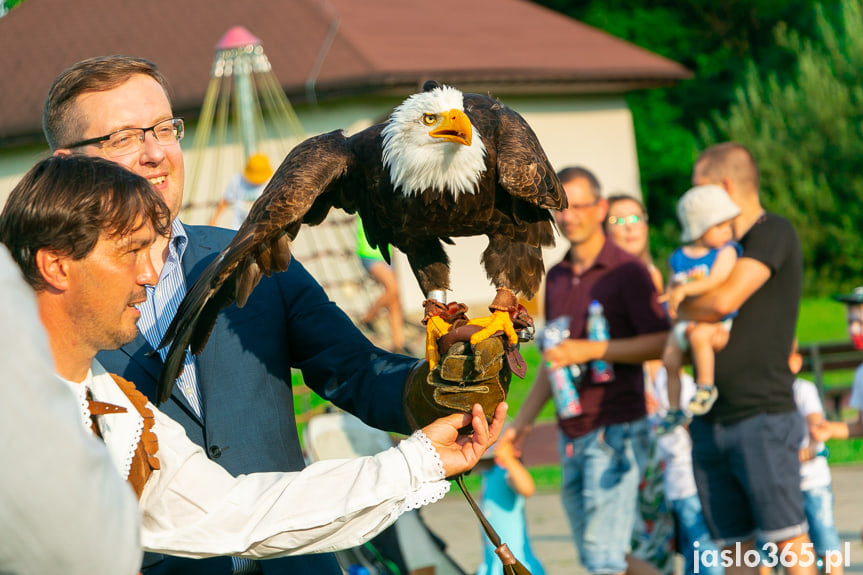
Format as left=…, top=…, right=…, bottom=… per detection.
left=421, top=113, right=437, bottom=126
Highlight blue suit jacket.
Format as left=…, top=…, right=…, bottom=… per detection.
left=97, top=224, right=415, bottom=574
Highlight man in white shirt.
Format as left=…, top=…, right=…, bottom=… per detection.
left=0, top=154, right=505, bottom=561
left=0, top=244, right=142, bottom=575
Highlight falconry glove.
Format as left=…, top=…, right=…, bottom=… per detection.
left=403, top=309, right=532, bottom=430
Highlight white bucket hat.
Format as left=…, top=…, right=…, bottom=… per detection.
left=677, top=184, right=741, bottom=243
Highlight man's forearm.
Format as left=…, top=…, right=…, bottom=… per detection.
left=679, top=257, right=772, bottom=323
left=545, top=332, right=670, bottom=370
left=678, top=292, right=726, bottom=323
left=604, top=331, right=670, bottom=364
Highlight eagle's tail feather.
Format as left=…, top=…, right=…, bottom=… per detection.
left=156, top=228, right=294, bottom=404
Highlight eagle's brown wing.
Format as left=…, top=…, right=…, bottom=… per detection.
left=156, top=130, right=354, bottom=404
left=492, top=103, right=566, bottom=210
left=464, top=93, right=566, bottom=299
left=465, top=94, right=566, bottom=211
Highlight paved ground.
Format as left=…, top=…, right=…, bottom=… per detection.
left=421, top=424, right=863, bottom=575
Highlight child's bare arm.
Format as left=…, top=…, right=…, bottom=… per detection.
left=495, top=428, right=536, bottom=497
left=800, top=412, right=825, bottom=461
left=812, top=409, right=863, bottom=441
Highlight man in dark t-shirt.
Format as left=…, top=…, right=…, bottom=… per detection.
left=513, top=167, right=668, bottom=575
left=680, top=143, right=814, bottom=575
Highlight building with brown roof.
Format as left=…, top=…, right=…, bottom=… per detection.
left=0, top=0, right=688, bottom=312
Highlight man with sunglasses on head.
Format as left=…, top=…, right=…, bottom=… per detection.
left=43, top=55, right=510, bottom=575
left=511, top=167, right=669, bottom=575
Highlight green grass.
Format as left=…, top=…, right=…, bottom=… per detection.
left=795, top=297, right=858, bottom=393
left=825, top=436, right=863, bottom=465
left=796, top=297, right=847, bottom=343
left=506, top=342, right=557, bottom=423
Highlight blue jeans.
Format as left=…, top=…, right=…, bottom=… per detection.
left=671, top=494, right=723, bottom=575
left=803, top=485, right=841, bottom=557
left=755, top=484, right=841, bottom=569
left=559, top=418, right=651, bottom=575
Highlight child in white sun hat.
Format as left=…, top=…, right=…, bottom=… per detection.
left=656, top=184, right=743, bottom=435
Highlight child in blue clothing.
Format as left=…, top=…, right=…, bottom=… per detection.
left=658, top=185, right=742, bottom=434
left=475, top=427, right=546, bottom=575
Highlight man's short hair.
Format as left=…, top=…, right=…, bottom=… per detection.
left=557, top=166, right=602, bottom=200
left=694, top=142, right=760, bottom=191
left=0, top=155, right=171, bottom=291
left=43, top=55, right=171, bottom=151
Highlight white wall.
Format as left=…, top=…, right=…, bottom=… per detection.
left=0, top=146, right=51, bottom=202
left=0, top=93, right=641, bottom=323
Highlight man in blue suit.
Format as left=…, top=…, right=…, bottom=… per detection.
left=43, top=55, right=499, bottom=574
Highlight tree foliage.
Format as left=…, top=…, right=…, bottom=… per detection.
left=535, top=0, right=856, bottom=293
left=0, top=0, right=26, bottom=16
left=703, top=0, right=863, bottom=294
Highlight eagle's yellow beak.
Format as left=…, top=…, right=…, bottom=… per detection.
left=429, top=109, right=472, bottom=146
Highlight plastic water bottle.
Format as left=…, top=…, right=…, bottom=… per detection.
left=587, top=300, right=614, bottom=383
left=540, top=316, right=583, bottom=418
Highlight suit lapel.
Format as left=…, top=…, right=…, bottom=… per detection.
left=119, top=225, right=226, bottom=425
left=182, top=225, right=225, bottom=283
left=176, top=225, right=232, bottom=421
left=114, top=332, right=202, bottom=423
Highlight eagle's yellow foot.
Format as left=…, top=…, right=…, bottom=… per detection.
left=468, top=310, right=519, bottom=347
left=422, top=299, right=470, bottom=370
left=425, top=315, right=453, bottom=370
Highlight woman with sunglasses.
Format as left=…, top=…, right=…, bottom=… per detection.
left=605, top=194, right=663, bottom=294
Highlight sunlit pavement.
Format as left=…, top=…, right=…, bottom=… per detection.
left=422, top=450, right=863, bottom=575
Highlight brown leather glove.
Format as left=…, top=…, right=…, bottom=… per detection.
left=404, top=324, right=527, bottom=430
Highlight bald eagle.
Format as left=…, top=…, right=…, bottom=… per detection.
left=156, top=81, right=565, bottom=403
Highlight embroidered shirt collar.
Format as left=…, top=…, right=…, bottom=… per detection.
left=58, top=361, right=144, bottom=481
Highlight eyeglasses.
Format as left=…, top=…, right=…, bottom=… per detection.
left=607, top=214, right=645, bottom=226
left=67, top=117, right=185, bottom=158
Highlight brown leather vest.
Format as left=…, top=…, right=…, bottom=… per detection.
left=87, top=374, right=161, bottom=498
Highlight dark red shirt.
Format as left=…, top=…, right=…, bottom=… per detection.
left=545, top=239, right=669, bottom=438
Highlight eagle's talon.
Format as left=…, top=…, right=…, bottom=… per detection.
left=425, top=315, right=453, bottom=370
left=421, top=299, right=448, bottom=325
left=511, top=304, right=535, bottom=342
left=468, top=310, right=519, bottom=347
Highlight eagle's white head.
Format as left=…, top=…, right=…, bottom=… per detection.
left=381, top=84, right=487, bottom=199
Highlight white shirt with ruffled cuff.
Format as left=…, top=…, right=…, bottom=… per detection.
left=65, top=360, right=450, bottom=559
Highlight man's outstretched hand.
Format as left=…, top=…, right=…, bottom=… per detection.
left=421, top=401, right=508, bottom=478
